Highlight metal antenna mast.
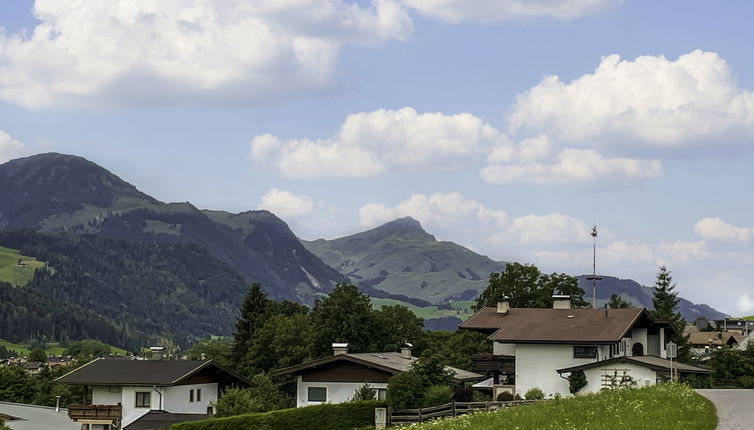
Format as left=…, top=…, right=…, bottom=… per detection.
left=587, top=226, right=602, bottom=308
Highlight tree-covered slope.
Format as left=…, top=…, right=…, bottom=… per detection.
left=577, top=275, right=728, bottom=321
left=302, top=217, right=506, bottom=304
left=0, top=230, right=250, bottom=347
left=0, top=153, right=344, bottom=304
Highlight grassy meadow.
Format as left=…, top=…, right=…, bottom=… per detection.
left=0, top=339, right=126, bottom=358
left=0, top=245, right=46, bottom=286
left=402, top=384, right=716, bottom=430
left=371, top=298, right=475, bottom=320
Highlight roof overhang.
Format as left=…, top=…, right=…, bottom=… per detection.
left=556, top=357, right=712, bottom=375
left=273, top=355, right=401, bottom=377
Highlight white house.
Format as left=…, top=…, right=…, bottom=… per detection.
left=460, top=296, right=711, bottom=398
left=274, top=343, right=482, bottom=407
left=55, top=350, right=250, bottom=429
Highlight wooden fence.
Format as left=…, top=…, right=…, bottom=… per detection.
left=389, top=400, right=538, bottom=425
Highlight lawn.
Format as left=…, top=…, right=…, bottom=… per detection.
left=371, top=298, right=475, bottom=320
left=0, top=245, right=47, bottom=286
left=401, top=384, right=716, bottom=430
left=0, top=339, right=127, bottom=357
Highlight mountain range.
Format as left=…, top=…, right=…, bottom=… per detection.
left=0, top=153, right=728, bottom=348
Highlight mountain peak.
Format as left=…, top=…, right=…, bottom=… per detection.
left=372, top=216, right=432, bottom=239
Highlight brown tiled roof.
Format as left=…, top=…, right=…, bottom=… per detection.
left=273, top=352, right=482, bottom=382
left=460, top=307, right=659, bottom=344
left=55, top=359, right=250, bottom=386
left=689, top=331, right=745, bottom=346
left=556, top=355, right=712, bottom=374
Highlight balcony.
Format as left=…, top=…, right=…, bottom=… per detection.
left=67, top=404, right=122, bottom=421
left=471, top=354, right=515, bottom=373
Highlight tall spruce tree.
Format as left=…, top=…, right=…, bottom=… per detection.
left=651, top=266, right=691, bottom=362
left=232, top=283, right=271, bottom=363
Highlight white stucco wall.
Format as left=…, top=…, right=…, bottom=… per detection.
left=91, top=386, right=122, bottom=405
left=493, top=343, right=516, bottom=355
left=296, top=376, right=388, bottom=407
left=630, top=328, right=648, bottom=355
left=162, top=383, right=218, bottom=414
left=581, top=363, right=657, bottom=394
left=515, top=344, right=603, bottom=398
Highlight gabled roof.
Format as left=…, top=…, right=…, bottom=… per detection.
left=123, top=410, right=209, bottom=429
left=556, top=355, right=712, bottom=375
left=689, top=331, right=744, bottom=346
left=460, top=307, right=671, bottom=344
left=55, top=358, right=250, bottom=386
left=273, top=352, right=482, bottom=383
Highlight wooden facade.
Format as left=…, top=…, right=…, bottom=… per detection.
left=300, top=361, right=393, bottom=383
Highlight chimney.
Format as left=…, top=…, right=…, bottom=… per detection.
left=400, top=343, right=413, bottom=359
left=332, top=343, right=349, bottom=355
left=552, top=294, right=572, bottom=309
left=496, top=296, right=510, bottom=314
left=149, top=346, right=166, bottom=361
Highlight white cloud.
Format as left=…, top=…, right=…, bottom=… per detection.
left=360, top=192, right=508, bottom=232
left=0, top=0, right=412, bottom=109
left=694, top=217, right=754, bottom=242
left=739, top=294, right=754, bottom=313
left=481, top=148, right=662, bottom=184
left=250, top=107, right=507, bottom=179
left=402, top=0, right=622, bottom=23
left=257, top=188, right=313, bottom=218
left=505, top=213, right=592, bottom=245
left=507, top=50, right=754, bottom=151
left=0, top=130, right=26, bottom=163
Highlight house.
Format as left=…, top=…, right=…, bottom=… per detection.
left=273, top=343, right=482, bottom=407
left=460, top=295, right=711, bottom=398
left=11, top=361, right=44, bottom=375
left=55, top=348, right=250, bottom=429
left=711, top=318, right=754, bottom=335
left=688, top=331, right=744, bottom=360
left=0, top=401, right=79, bottom=430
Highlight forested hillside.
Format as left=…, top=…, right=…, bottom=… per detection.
left=0, top=230, right=251, bottom=348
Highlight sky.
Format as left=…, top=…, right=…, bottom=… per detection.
left=1, top=0, right=753, bottom=316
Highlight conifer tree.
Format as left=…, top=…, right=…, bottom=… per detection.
left=232, top=283, right=270, bottom=363
left=651, top=266, right=691, bottom=362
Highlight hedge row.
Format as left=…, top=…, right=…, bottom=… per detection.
left=171, top=401, right=384, bottom=430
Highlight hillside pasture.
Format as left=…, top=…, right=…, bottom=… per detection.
left=0, top=246, right=46, bottom=286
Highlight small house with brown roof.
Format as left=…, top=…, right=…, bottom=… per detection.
left=460, top=295, right=709, bottom=397
left=55, top=349, right=250, bottom=430
left=688, top=331, right=745, bottom=359
left=274, top=343, right=482, bottom=407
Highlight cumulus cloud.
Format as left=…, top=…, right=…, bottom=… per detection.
left=0, top=0, right=412, bottom=109
left=694, top=217, right=754, bottom=242
left=402, top=0, right=622, bottom=23
left=0, top=130, right=27, bottom=163
left=505, top=213, right=592, bottom=245
left=508, top=50, right=754, bottom=151
left=257, top=188, right=313, bottom=218
left=740, top=295, right=754, bottom=313
left=481, top=148, right=662, bottom=185
left=250, top=107, right=507, bottom=179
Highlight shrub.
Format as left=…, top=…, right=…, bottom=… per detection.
left=421, top=385, right=453, bottom=407
left=496, top=391, right=514, bottom=401
left=213, top=387, right=255, bottom=417
left=568, top=370, right=587, bottom=394
left=213, top=374, right=289, bottom=417
left=172, top=400, right=383, bottom=430
left=682, top=374, right=712, bottom=389
left=453, top=385, right=473, bottom=402
left=524, top=387, right=544, bottom=400
left=350, top=383, right=375, bottom=402
left=739, top=375, right=754, bottom=388
left=387, top=371, right=426, bottom=409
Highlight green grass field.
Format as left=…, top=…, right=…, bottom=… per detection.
left=0, top=339, right=126, bottom=357
left=0, top=246, right=47, bottom=286
left=403, top=384, right=716, bottom=430
left=742, top=315, right=754, bottom=321
left=371, top=298, right=475, bottom=320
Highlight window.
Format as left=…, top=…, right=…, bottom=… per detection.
left=135, top=392, right=151, bottom=408
left=190, top=389, right=194, bottom=402
left=573, top=346, right=597, bottom=359
left=108, top=386, right=121, bottom=393
left=197, top=388, right=202, bottom=402
left=307, top=387, right=327, bottom=402
left=371, top=388, right=387, bottom=401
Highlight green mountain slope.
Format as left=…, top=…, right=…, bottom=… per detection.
left=302, top=217, right=506, bottom=304
left=0, top=153, right=344, bottom=304
left=0, top=246, right=46, bottom=286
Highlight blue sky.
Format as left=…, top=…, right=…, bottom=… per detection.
left=1, top=0, right=753, bottom=315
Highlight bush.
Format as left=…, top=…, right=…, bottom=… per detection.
left=739, top=375, right=754, bottom=388
left=453, top=385, right=473, bottom=402
left=421, top=385, right=453, bottom=407
left=387, top=371, right=426, bottom=409
left=568, top=370, right=587, bottom=394
left=524, top=387, right=544, bottom=400
left=172, top=400, right=383, bottom=430
left=213, top=375, right=288, bottom=418
left=350, top=383, right=375, bottom=402
left=682, top=374, right=712, bottom=389
left=496, top=391, right=514, bottom=401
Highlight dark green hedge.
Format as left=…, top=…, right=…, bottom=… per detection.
left=171, top=401, right=384, bottom=430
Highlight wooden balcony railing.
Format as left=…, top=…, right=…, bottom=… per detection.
left=67, top=404, right=122, bottom=421
left=470, top=354, right=515, bottom=372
